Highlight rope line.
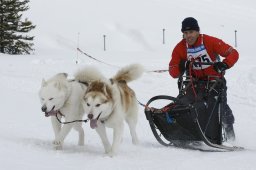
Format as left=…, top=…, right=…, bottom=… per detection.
left=77, top=47, right=168, bottom=73
left=55, top=113, right=89, bottom=124
left=77, top=48, right=120, bottom=68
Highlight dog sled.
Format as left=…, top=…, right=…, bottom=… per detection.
left=144, top=63, right=243, bottom=151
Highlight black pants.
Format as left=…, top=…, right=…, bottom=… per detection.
left=221, top=80, right=235, bottom=125
left=177, top=78, right=234, bottom=125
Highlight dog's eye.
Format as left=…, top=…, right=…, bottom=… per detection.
left=95, top=104, right=100, bottom=107
left=49, top=98, right=54, bottom=100
left=87, top=103, right=90, bottom=106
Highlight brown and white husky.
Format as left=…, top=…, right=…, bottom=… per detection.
left=76, top=64, right=144, bottom=157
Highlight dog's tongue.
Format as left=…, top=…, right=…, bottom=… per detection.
left=45, top=110, right=58, bottom=117
left=90, top=119, right=98, bottom=129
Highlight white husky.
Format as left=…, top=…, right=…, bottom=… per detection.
left=39, top=72, right=89, bottom=149
left=77, top=64, right=144, bottom=156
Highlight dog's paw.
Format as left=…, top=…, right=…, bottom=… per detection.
left=107, top=151, right=115, bottom=157
left=53, top=140, right=62, bottom=145
left=104, top=147, right=111, bottom=154
left=104, top=144, right=112, bottom=154
left=53, top=140, right=63, bottom=150
left=132, top=138, right=139, bottom=145
left=54, top=145, right=63, bottom=150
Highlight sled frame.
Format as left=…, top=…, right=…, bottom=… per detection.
left=144, top=76, right=243, bottom=151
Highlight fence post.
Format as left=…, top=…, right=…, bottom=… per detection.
left=76, top=32, right=80, bottom=64
left=234, top=30, right=237, bottom=48
left=163, top=28, right=165, bottom=44
left=103, top=35, right=106, bottom=51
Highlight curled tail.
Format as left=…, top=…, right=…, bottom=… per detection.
left=112, top=64, right=144, bottom=83
left=74, top=66, right=104, bottom=84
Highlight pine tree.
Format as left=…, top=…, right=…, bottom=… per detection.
left=0, top=0, right=36, bottom=54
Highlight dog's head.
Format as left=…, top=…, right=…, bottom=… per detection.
left=39, top=73, right=69, bottom=117
left=82, top=81, right=113, bottom=128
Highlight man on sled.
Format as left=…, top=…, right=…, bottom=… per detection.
left=169, top=17, right=239, bottom=141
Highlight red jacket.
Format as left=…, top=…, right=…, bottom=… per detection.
left=169, top=34, right=239, bottom=79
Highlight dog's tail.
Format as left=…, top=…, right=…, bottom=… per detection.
left=74, top=66, right=104, bottom=84
left=112, top=64, right=144, bottom=83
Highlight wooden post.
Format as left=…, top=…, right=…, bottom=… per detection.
left=163, top=28, right=165, bottom=44
left=103, top=35, right=106, bottom=51
left=76, top=32, right=80, bottom=64
left=234, top=30, right=237, bottom=48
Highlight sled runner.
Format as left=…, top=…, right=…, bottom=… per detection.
left=144, top=63, right=243, bottom=151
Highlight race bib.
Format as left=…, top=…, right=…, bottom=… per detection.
left=187, top=44, right=212, bottom=70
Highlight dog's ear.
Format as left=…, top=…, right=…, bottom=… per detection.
left=41, top=79, right=47, bottom=87
left=56, top=73, right=68, bottom=79
left=83, top=95, right=88, bottom=102
left=102, top=84, right=108, bottom=95
left=102, top=84, right=112, bottom=100
left=61, top=73, right=68, bottom=78
left=85, top=82, right=92, bottom=93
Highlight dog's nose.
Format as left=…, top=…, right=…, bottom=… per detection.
left=88, top=113, right=93, bottom=119
left=41, top=105, right=47, bottom=112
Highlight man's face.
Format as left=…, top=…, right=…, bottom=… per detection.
left=183, top=30, right=199, bottom=46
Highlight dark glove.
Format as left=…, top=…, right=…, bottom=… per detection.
left=179, top=60, right=190, bottom=74
left=213, top=62, right=228, bottom=73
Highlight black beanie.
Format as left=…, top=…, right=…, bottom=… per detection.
left=181, top=17, right=200, bottom=32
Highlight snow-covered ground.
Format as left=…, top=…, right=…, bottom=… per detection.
left=1, top=0, right=256, bottom=169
